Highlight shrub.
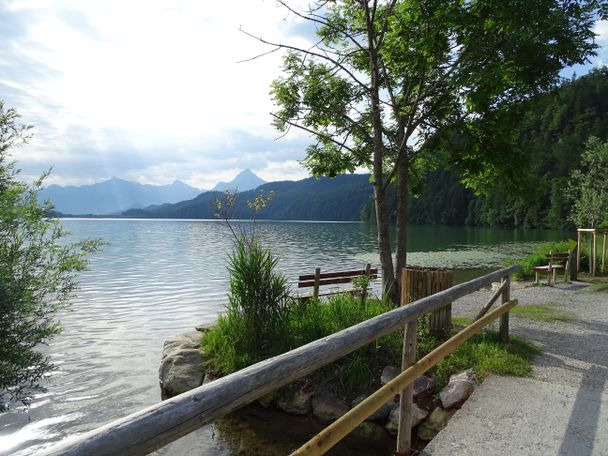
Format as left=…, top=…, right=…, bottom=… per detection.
left=202, top=237, right=292, bottom=373
left=0, top=101, right=101, bottom=410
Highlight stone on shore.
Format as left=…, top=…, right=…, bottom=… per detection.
left=353, top=421, right=388, bottom=440
left=159, top=330, right=205, bottom=397
left=159, top=347, right=204, bottom=397
left=312, top=388, right=349, bottom=423
left=385, top=402, right=428, bottom=435
left=276, top=388, right=313, bottom=415
left=439, top=369, right=477, bottom=409
left=417, top=407, right=457, bottom=441
left=161, top=330, right=202, bottom=359
left=351, top=396, right=395, bottom=422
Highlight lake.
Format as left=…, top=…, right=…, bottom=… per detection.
left=0, top=219, right=571, bottom=455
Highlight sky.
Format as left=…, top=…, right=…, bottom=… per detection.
left=1, top=1, right=607, bottom=189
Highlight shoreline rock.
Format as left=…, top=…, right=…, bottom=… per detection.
left=159, top=330, right=205, bottom=397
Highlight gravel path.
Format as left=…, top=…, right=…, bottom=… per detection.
left=451, top=280, right=608, bottom=389
left=423, top=280, right=608, bottom=456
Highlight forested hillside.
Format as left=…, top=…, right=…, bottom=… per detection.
left=362, top=68, right=608, bottom=229
left=123, top=174, right=373, bottom=221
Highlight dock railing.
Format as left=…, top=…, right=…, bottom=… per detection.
left=44, top=265, right=520, bottom=456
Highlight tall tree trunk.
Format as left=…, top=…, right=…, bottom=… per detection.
left=373, top=178, right=396, bottom=301
left=395, top=155, right=408, bottom=294
left=365, top=1, right=396, bottom=303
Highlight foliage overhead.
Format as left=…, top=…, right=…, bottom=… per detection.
left=267, top=0, right=605, bottom=299
left=271, top=0, right=603, bottom=182
left=0, top=101, right=101, bottom=410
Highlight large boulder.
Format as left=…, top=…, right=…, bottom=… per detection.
left=417, top=407, right=456, bottom=441
left=353, top=421, right=388, bottom=440
left=312, top=388, right=349, bottom=423
left=380, top=365, right=401, bottom=385
left=159, top=348, right=204, bottom=397
left=413, top=375, right=436, bottom=399
left=276, top=388, right=313, bottom=415
left=380, top=366, right=436, bottom=407
left=439, top=369, right=477, bottom=409
left=159, top=330, right=205, bottom=397
left=161, top=331, right=202, bottom=359
left=385, top=402, right=429, bottom=435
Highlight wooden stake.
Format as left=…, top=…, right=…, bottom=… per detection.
left=313, top=267, right=321, bottom=299
left=396, top=320, right=417, bottom=455
left=577, top=230, right=582, bottom=272
left=593, top=232, right=597, bottom=276
left=475, top=281, right=507, bottom=320
left=498, top=277, right=510, bottom=342
left=603, top=234, right=606, bottom=274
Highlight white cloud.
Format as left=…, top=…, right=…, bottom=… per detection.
left=2, top=2, right=607, bottom=188
left=1, top=0, right=316, bottom=187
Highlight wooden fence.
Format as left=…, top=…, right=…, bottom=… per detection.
left=43, top=265, right=519, bottom=456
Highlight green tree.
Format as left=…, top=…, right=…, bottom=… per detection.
left=263, top=0, right=603, bottom=302
left=567, top=137, right=608, bottom=228
left=0, top=101, right=101, bottom=410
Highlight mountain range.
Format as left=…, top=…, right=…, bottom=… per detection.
left=40, top=169, right=266, bottom=215
left=39, top=177, right=201, bottom=215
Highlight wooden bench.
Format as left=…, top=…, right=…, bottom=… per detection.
left=298, top=264, right=378, bottom=300
left=533, top=251, right=571, bottom=285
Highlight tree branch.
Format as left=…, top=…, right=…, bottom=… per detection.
left=274, top=0, right=368, bottom=54
left=239, top=28, right=371, bottom=93
left=271, top=113, right=357, bottom=154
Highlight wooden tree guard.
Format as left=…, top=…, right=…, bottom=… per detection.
left=577, top=228, right=608, bottom=276
left=402, top=267, right=454, bottom=338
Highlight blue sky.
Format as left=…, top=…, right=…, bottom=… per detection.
left=1, top=1, right=607, bottom=189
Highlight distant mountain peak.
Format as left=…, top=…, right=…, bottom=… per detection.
left=212, top=169, right=266, bottom=193
left=38, top=177, right=201, bottom=215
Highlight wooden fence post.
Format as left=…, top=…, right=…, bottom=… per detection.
left=313, top=267, right=321, bottom=300
left=577, top=230, right=582, bottom=272
left=593, top=232, right=597, bottom=276
left=498, top=276, right=510, bottom=342
left=590, top=234, right=594, bottom=275
left=397, top=268, right=417, bottom=456
left=570, top=244, right=577, bottom=282
left=603, top=233, right=607, bottom=274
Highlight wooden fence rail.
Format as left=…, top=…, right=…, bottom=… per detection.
left=43, top=265, right=520, bottom=456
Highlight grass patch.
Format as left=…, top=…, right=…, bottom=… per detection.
left=592, top=282, right=608, bottom=292
left=451, top=316, right=473, bottom=329
left=203, top=294, right=402, bottom=399
left=580, top=276, right=608, bottom=291
left=510, top=304, right=577, bottom=322
left=429, top=331, right=540, bottom=386
left=204, top=292, right=539, bottom=401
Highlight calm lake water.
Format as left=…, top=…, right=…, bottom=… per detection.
left=0, top=219, right=571, bottom=455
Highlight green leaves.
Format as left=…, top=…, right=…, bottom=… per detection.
left=0, top=102, right=101, bottom=409
left=566, top=136, right=608, bottom=227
